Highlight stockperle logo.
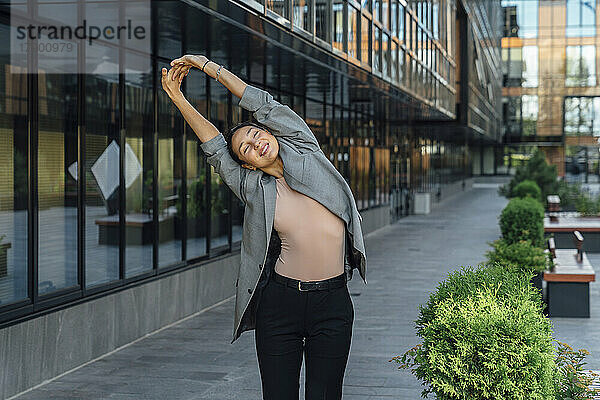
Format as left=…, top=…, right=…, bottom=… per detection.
left=10, top=0, right=151, bottom=75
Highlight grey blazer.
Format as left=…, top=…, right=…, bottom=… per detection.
left=199, top=85, right=368, bottom=344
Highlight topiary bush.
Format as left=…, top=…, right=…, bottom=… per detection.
left=512, top=179, right=542, bottom=202
left=499, top=197, right=545, bottom=248
left=391, top=263, right=557, bottom=400
left=485, top=238, right=551, bottom=274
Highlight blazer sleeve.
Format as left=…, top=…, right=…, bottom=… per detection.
left=238, top=84, right=321, bottom=153
left=199, top=133, right=252, bottom=204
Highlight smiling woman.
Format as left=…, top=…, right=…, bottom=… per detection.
left=162, top=54, right=367, bottom=400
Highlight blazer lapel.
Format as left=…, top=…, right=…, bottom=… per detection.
left=261, top=174, right=276, bottom=249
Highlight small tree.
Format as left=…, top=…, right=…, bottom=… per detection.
left=512, top=179, right=542, bottom=202
left=499, top=197, right=545, bottom=248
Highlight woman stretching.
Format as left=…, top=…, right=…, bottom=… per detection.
left=161, top=54, right=367, bottom=400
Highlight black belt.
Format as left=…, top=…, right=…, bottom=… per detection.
left=272, top=270, right=346, bottom=292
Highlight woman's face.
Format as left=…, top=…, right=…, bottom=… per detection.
left=232, top=125, right=280, bottom=170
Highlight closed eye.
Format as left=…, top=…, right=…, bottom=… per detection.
left=244, top=130, right=259, bottom=154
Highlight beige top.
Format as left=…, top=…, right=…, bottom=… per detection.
left=274, top=176, right=346, bottom=281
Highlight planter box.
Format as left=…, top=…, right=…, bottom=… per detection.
left=0, top=242, right=11, bottom=277
left=543, top=249, right=595, bottom=318
left=413, top=192, right=431, bottom=215
left=544, top=215, right=600, bottom=251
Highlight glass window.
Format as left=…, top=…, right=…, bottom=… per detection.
left=522, top=45, right=538, bottom=87
left=184, top=80, right=209, bottom=259
left=316, top=0, right=329, bottom=41
left=333, top=0, right=345, bottom=52
left=432, top=0, right=439, bottom=39
left=383, top=32, right=390, bottom=77
left=361, top=14, right=371, bottom=63
left=566, top=45, right=596, bottom=87
left=85, top=73, right=120, bottom=288
left=184, top=11, right=209, bottom=259
left=373, top=27, right=382, bottom=72
left=391, top=0, right=397, bottom=37
left=306, top=99, right=325, bottom=147
left=0, top=20, right=28, bottom=304
left=208, top=80, right=231, bottom=250
left=373, top=0, right=381, bottom=21
left=293, top=0, right=310, bottom=31
left=398, top=3, right=405, bottom=43
left=417, top=26, right=422, bottom=61
left=37, top=72, right=78, bottom=295
left=503, top=97, right=520, bottom=137
left=361, top=0, right=370, bottom=11
left=349, top=5, right=359, bottom=58
left=399, top=47, right=405, bottom=84
left=124, top=54, right=154, bottom=278
left=564, top=97, right=600, bottom=136
left=391, top=40, right=398, bottom=82
left=503, top=46, right=522, bottom=86
left=501, top=0, right=538, bottom=38
left=382, top=0, right=389, bottom=28
left=158, top=62, right=184, bottom=267
left=566, top=0, right=596, bottom=37
left=267, top=0, right=289, bottom=19
left=522, top=95, right=538, bottom=136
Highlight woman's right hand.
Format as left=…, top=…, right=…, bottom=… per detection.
left=171, top=54, right=208, bottom=72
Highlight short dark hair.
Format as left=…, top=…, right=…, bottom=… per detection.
left=224, top=121, right=269, bottom=166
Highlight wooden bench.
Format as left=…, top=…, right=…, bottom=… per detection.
left=544, top=213, right=600, bottom=251
left=544, top=231, right=596, bottom=318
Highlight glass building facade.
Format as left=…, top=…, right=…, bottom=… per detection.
left=0, top=0, right=501, bottom=327
left=501, top=0, right=600, bottom=180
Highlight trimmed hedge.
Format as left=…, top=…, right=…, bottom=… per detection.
left=512, top=179, right=542, bottom=202
left=499, top=197, right=545, bottom=248
left=394, top=263, right=556, bottom=400
left=485, top=238, right=550, bottom=274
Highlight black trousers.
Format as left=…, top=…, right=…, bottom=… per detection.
left=254, top=269, right=354, bottom=400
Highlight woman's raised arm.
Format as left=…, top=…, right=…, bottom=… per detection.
left=160, top=65, right=252, bottom=204
left=161, top=66, right=220, bottom=144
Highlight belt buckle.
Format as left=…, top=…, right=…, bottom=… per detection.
left=298, top=281, right=309, bottom=292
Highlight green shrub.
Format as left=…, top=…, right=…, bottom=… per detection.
left=574, top=192, right=600, bottom=216
left=485, top=238, right=551, bottom=274
left=391, top=263, right=557, bottom=400
left=499, top=197, right=545, bottom=247
left=557, top=179, right=583, bottom=210
left=554, top=341, right=600, bottom=399
left=512, top=179, right=542, bottom=202
left=499, top=149, right=558, bottom=204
